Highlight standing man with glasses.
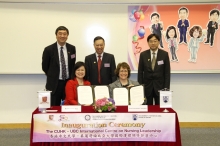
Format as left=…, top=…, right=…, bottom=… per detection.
left=85, top=36, right=116, bottom=85
left=138, top=34, right=170, bottom=105
left=42, top=26, right=76, bottom=106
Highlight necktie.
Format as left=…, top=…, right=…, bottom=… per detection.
left=152, top=52, right=156, bottom=71
left=98, top=55, right=102, bottom=84
left=60, top=47, right=67, bottom=80
left=155, top=24, right=158, bottom=29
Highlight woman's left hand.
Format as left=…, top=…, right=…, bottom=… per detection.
left=127, top=84, right=134, bottom=88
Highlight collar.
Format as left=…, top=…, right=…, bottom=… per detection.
left=57, top=42, right=67, bottom=49
left=96, top=52, right=104, bottom=57
left=150, top=49, right=158, bottom=54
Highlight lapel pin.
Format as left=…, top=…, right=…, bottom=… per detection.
left=94, top=62, right=96, bottom=63
left=148, top=59, right=150, bottom=61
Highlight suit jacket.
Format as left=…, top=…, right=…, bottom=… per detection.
left=177, top=19, right=189, bottom=32
left=42, top=42, right=76, bottom=94
left=85, top=52, right=117, bottom=85
left=207, top=21, right=218, bottom=32
left=152, top=23, right=162, bottom=36
left=64, top=78, right=91, bottom=105
left=138, top=49, right=170, bottom=96
left=108, top=79, right=140, bottom=98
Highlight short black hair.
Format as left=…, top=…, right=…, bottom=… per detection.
left=72, top=61, right=87, bottom=80
left=210, top=9, right=220, bottom=16
left=179, top=7, right=188, bottom=13
left=55, top=26, right=69, bottom=35
left=151, top=13, right=160, bottom=19
left=147, top=34, right=160, bottom=42
left=166, top=26, right=177, bottom=39
left=94, top=36, right=105, bottom=43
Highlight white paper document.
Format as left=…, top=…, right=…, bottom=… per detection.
left=62, top=105, right=81, bottom=112
left=113, top=88, right=129, bottom=105
left=160, top=91, right=172, bottom=108
left=94, top=86, right=110, bottom=100
left=77, top=86, right=93, bottom=105
left=128, top=105, right=148, bottom=112
left=130, top=85, right=144, bottom=105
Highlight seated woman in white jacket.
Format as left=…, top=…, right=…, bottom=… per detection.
left=109, top=62, right=139, bottom=98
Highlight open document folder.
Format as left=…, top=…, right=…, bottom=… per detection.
left=113, top=85, right=145, bottom=105
left=77, top=86, right=94, bottom=105
left=77, top=85, right=110, bottom=105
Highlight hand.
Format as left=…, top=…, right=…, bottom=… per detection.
left=159, top=21, right=163, bottom=28
left=81, top=104, right=91, bottom=106
left=127, top=84, right=134, bottom=88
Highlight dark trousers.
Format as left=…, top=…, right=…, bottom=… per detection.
left=51, top=80, right=68, bottom=106
left=170, top=46, right=177, bottom=60
left=179, top=30, right=187, bottom=42
left=206, top=30, right=215, bottom=44
left=144, top=87, right=160, bottom=105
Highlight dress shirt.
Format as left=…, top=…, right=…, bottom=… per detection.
left=57, top=42, right=69, bottom=80
left=96, top=52, right=104, bottom=61
left=150, top=49, right=158, bottom=61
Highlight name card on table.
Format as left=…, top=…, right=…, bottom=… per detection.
left=61, top=105, right=81, bottom=112
left=128, top=105, right=148, bottom=112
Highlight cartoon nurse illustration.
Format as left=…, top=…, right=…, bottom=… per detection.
left=188, top=26, right=205, bottom=63
left=165, top=26, right=179, bottom=62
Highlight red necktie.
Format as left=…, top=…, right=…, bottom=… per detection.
left=98, top=55, right=102, bottom=84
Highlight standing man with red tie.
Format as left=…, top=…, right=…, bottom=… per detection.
left=42, top=26, right=76, bottom=106
left=85, top=36, right=117, bottom=85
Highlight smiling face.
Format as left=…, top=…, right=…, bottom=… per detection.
left=151, top=15, right=159, bottom=24
left=210, top=12, right=219, bottom=22
left=193, top=29, right=200, bottom=38
left=179, top=9, right=188, bottom=20
left=94, top=39, right=105, bottom=55
left=168, top=29, right=175, bottom=38
left=56, top=30, right=68, bottom=46
left=119, top=67, right=128, bottom=80
left=75, top=66, right=85, bottom=80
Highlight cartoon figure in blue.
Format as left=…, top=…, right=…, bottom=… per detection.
left=177, top=7, right=190, bottom=45
left=188, top=26, right=205, bottom=63
left=165, top=26, right=179, bottom=62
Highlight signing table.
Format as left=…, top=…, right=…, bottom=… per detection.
left=30, top=106, right=182, bottom=146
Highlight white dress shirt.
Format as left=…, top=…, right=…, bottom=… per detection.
left=57, top=43, right=69, bottom=80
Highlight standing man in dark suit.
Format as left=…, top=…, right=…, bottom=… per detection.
left=138, top=34, right=170, bottom=105
left=85, top=36, right=117, bottom=85
left=150, top=12, right=164, bottom=48
left=42, top=26, right=76, bottom=106
left=177, top=7, right=189, bottom=44
left=205, top=9, right=219, bottom=47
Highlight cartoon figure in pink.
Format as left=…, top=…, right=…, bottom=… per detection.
left=165, top=26, right=179, bottom=62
